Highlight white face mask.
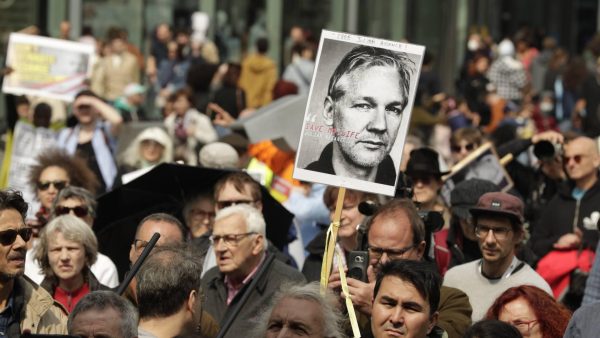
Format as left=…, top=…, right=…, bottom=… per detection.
left=540, top=101, right=554, bottom=113
left=468, top=39, right=480, bottom=52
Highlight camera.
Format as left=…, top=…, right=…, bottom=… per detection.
left=534, top=140, right=563, bottom=161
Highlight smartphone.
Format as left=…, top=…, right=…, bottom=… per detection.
left=347, top=251, right=369, bottom=282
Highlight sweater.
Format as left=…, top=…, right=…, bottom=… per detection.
left=443, top=259, right=552, bottom=321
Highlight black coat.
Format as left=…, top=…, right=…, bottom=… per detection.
left=201, top=254, right=305, bottom=338
left=530, top=177, right=600, bottom=259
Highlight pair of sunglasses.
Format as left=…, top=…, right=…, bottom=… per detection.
left=563, top=154, right=585, bottom=164
left=0, top=228, right=33, bottom=246
left=37, top=180, right=68, bottom=191
left=450, top=143, right=476, bottom=153
left=55, top=205, right=89, bottom=217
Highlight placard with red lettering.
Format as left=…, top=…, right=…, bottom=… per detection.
left=293, top=30, right=424, bottom=196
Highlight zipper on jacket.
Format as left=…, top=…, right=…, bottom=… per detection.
left=572, top=199, right=581, bottom=232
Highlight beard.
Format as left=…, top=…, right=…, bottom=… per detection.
left=0, top=270, right=24, bottom=283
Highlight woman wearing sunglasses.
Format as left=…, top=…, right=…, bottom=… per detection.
left=34, top=215, right=109, bottom=313
left=28, top=149, right=99, bottom=232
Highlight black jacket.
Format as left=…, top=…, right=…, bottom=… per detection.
left=530, top=176, right=600, bottom=258
left=305, top=142, right=397, bottom=186
left=201, top=254, right=305, bottom=338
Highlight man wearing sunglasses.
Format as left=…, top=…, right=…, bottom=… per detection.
left=444, top=192, right=551, bottom=321
left=531, top=136, right=600, bottom=261
left=327, top=199, right=472, bottom=338
left=25, top=186, right=119, bottom=288
left=0, top=190, right=67, bottom=335
left=201, top=204, right=305, bottom=338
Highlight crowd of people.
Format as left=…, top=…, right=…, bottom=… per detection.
left=2, top=19, right=600, bottom=338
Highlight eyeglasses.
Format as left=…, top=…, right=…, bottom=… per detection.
left=133, top=239, right=158, bottom=252
left=451, top=143, right=476, bottom=153
left=55, top=205, right=89, bottom=217
left=563, top=154, right=585, bottom=164
left=367, top=244, right=415, bottom=261
left=216, top=199, right=256, bottom=210
left=37, top=180, right=68, bottom=191
left=0, top=228, right=33, bottom=245
left=475, top=225, right=512, bottom=240
left=209, top=232, right=256, bottom=247
left=190, top=209, right=216, bottom=219
left=510, top=319, right=538, bottom=335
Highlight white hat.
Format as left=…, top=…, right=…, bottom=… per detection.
left=498, top=39, right=515, bottom=57
left=199, top=142, right=239, bottom=169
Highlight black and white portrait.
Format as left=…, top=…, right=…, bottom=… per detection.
left=294, top=30, right=424, bottom=196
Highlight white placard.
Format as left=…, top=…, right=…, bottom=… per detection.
left=293, top=30, right=425, bottom=196
left=2, top=33, right=94, bottom=102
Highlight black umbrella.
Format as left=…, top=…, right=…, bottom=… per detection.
left=94, top=163, right=295, bottom=279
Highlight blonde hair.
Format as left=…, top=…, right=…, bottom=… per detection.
left=34, top=215, right=98, bottom=278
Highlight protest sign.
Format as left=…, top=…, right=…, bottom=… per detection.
left=293, top=30, right=425, bottom=196
left=441, top=142, right=514, bottom=204
left=6, top=121, right=58, bottom=217
left=2, top=33, right=94, bottom=102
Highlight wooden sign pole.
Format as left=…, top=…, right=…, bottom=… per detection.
left=319, top=186, right=346, bottom=294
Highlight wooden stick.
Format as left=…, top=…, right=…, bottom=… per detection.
left=319, top=186, right=346, bottom=294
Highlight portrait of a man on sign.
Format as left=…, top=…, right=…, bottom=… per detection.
left=294, top=31, right=424, bottom=196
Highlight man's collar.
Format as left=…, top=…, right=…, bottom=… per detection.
left=224, top=253, right=266, bottom=288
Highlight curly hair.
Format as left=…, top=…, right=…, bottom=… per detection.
left=0, top=189, right=28, bottom=219
left=485, top=285, right=571, bottom=338
left=28, top=148, right=100, bottom=195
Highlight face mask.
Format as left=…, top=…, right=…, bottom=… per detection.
left=468, top=39, right=480, bottom=52
left=540, top=101, right=554, bottom=113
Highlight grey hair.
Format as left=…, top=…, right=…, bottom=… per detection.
left=51, top=186, right=97, bottom=218
left=215, top=204, right=267, bottom=250
left=34, top=214, right=98, bottom=278
left=68, top=290, right=138, bottom=338
left=136, top=246, right=203, bottom=319
left=252, top=282, right=347, bottom=338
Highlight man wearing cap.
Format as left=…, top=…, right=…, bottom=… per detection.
left=443, top=192, right=552, bottom=321
left=114, top=83, right=147, bottom=122
left=447, top=179, right=499, bottom=268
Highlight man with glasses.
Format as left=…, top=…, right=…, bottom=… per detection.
left=531, top=136, right=600, bottom=261
left=201, top=204, right=305, bottom=338
left=0, top=189, right=67, bottom=335
left=25, top=186, right=119, bottom=288
left=328, top=198, right=472, bottom=338
left=444, top=192, right=551, bottom=321
left=201, top=172, right=297, bottom=276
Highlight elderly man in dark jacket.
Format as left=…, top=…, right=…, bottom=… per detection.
left=201, top=204, right=305, bottom=338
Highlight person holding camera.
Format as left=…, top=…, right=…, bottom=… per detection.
left=531, top=136, right=600, bottom=259
left=327, top=198, right=472, bottom=338
left=301, top=187, right=377, bottom=282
